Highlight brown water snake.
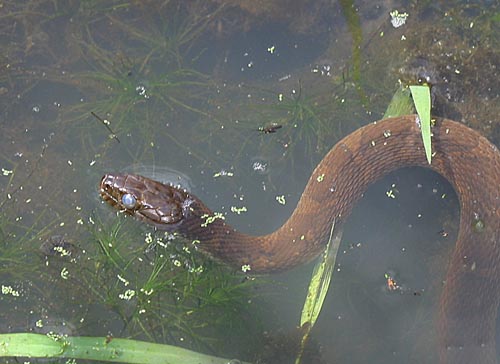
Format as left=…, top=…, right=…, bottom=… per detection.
left=100, top=115, right=500, bottom=364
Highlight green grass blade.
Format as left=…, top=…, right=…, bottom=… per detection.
left=409, top=85, right=432, bottom=164
left=296, top=220, right=343, bottom=364
left=0, top=333, right=250, bottom=364
left=382, top=86, right=415, bottom=119
left=299, top=220, right=340, bottom=327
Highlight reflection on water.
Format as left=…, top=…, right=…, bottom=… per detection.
left=0, top=1, right=498, bottom=363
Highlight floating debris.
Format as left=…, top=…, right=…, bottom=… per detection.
left=40, top=235, right=77, bottom=258
left=390, top=10, right=409, bottom=28
left=384, top=273, right=400, bottom=291
left=276, top=195, right=286, bottom=205
left=230, top=206, right=248, bottom=215
left=258, top=123, right=282, bottom=134
left=213, top=170, right=234, bottom=178
left=91, top=111, right=120, bottom=143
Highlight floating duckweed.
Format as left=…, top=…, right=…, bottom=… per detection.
left=60, top=267, right=69, bottom=280
left=46, top=332, right=66, bottom=342
left=200, top=212, right=225, bottom=227
left=389, top=10, right=409, bottom=28
left=386, top=184, right=398, bottom=199
left=1, top=285, right=20, bottom=297
left=2, top=168, right=13, bottom=176
left=140, top=288, right=154, bottom=296
left=155, top=237, right=170, bottom=248
left=230, top=206, right=248, bottom=215
left=53, top=245, right=71, bottom=257
left=213, top=170, right=234, bottom=178
left=117, top=274, right=130, bottom=286
left=191, top=265, right=204, bottom=273
left=119, top=289, right=136, bottom=300
left=173, top=259, right=182, bottom=267
left=386, top=189, right=396, bottom=199
left=276, top=195, right=286, bottom=205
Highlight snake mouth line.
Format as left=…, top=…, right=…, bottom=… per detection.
left=99, top=189, right=116, bottom=205
left=99, top=174, right=122, bottom=209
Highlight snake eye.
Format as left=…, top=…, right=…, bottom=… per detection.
left=121, top=193, right=137, bottom=209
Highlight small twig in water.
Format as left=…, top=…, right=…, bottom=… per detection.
left=91, top=112, right=120, bottom=143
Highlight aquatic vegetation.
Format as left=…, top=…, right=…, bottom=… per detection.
left=0, top=332, right=252, bottom=364
left=0, top=1, right=224, bottom=166
left=102, top=2, right=226, bottom=65
left=58, top=21, right=216, bottom=152
left=1, top=209, right=262, bottom=351
left=77, top=212, right=262, bottom=349
left=297, top=220, right=340, bottom=364
left=0, top=3, right=264, bottom=350
left=0, top=156, right=262, bottom=354
left=187, top=70, right=364, bottom=190
left=410, top=85, right=432, bottom=164
left=339, top=0, right=366, bottom=104
left=236, top=80, right=348, bottom=173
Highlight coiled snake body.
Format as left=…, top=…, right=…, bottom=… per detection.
left=100, top=115, right=500, bottom=364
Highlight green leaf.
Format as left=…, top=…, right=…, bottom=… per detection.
left=409, top=85, right=432, bottom=164
left=296, top=220, right=343, bottom=364
left=0, top=333, right=249, bottom=364
left=300, top=220, right=340, bottom=327
left=382, top=86, right=415, bottom=119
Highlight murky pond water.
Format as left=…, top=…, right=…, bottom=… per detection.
left=0, top=1, right=498, bottom=363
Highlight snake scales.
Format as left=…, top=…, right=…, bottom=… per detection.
left=100, top=115, right=500, bottom=363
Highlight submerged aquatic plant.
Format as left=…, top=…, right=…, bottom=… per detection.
left=60, top=26, right=215, bottom=144
left=238, top=80, right=346, bottom=173
left=0, top=1, right=224, bottom=166
left=0, top=157, right=263, bottom=354
left=72, top=211, right=262, bottom=350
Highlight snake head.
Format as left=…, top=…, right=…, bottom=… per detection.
left=100, top=173, right=194, bottom=229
